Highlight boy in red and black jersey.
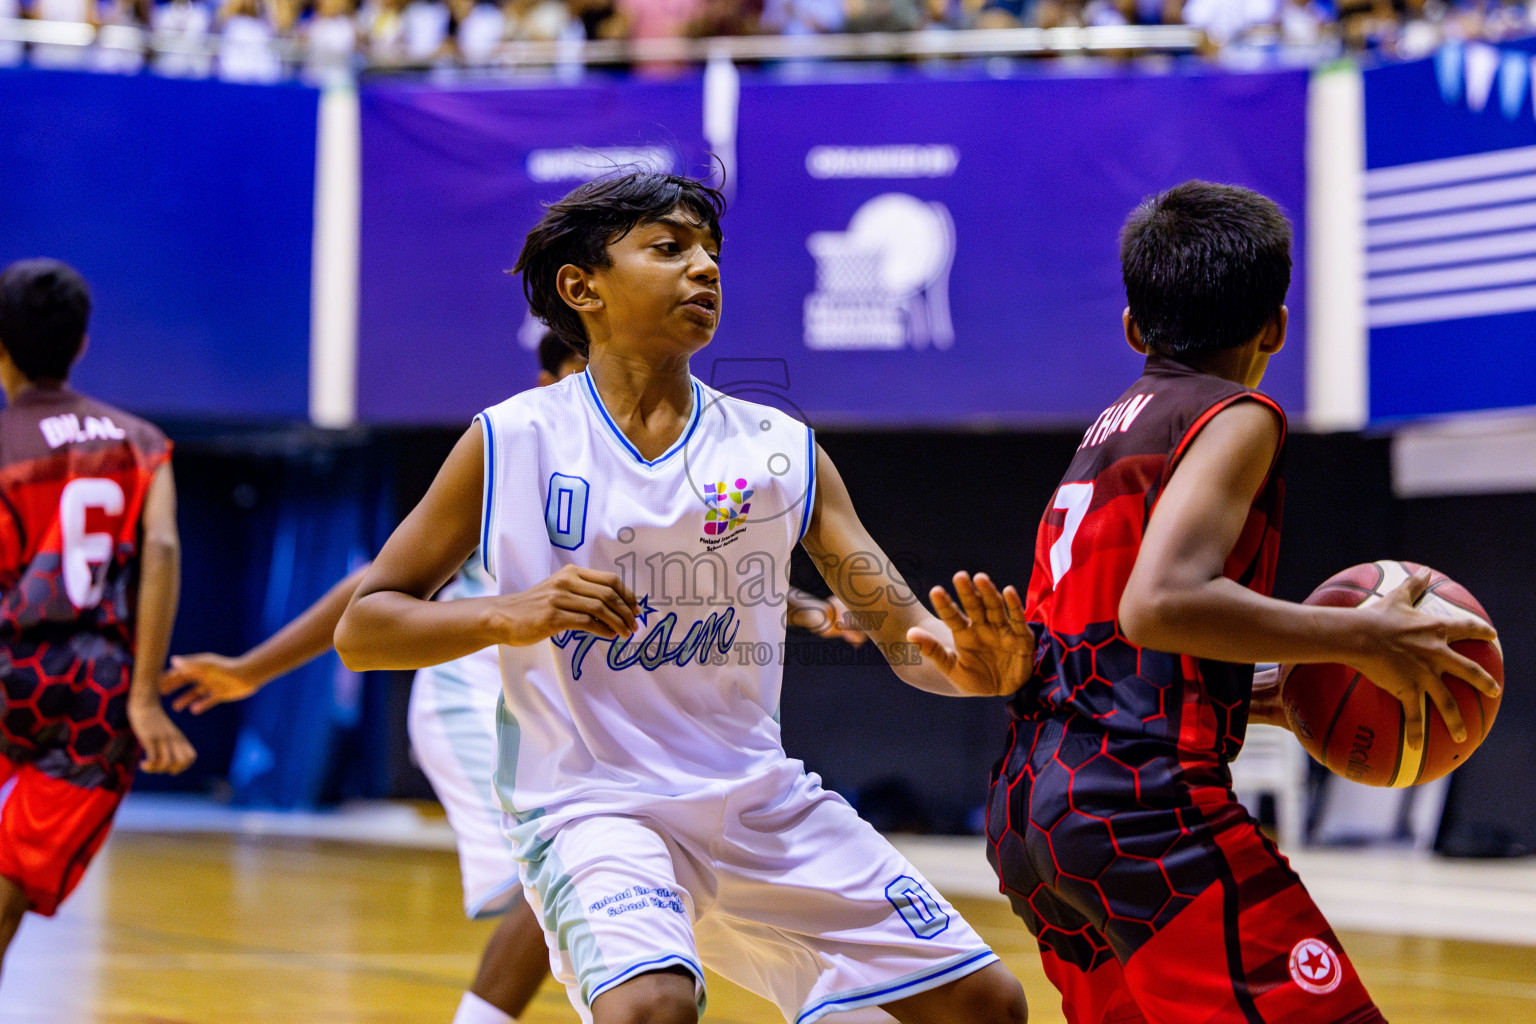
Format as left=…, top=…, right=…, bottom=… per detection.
left=0, top=259, right=194, bottom=976
left=931, top=183, right=1500, bottom=1024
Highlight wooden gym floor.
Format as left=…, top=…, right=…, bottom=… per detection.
left=1, top=829, right=1533, bottom=1024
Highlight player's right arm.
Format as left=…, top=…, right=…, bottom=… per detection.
left=161, top=564, right=371, bottom=714
left=334, top=425, right=638, bottom=671
left=1119, top=399, right=1499, bottom=748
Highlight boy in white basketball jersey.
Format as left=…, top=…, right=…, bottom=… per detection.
left=336, top=172, right=1034, bottom=1024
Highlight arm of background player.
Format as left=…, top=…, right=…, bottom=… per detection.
left=160, top=564, right=371, bottom=714
left=334, top=425, right=639, bottom=671
left=800, top=445, right=1033, bottom=697
left=1120, top=398, right=1498, bottom=747
left=125, top=461, right=196, bottom=774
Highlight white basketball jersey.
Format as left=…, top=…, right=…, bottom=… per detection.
left=478, top=371, right=816, bottom=836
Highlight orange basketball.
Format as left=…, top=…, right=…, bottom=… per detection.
left=1279, top=560, right=1503, bottom=788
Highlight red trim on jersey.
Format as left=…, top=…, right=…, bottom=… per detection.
left=1165, top=392, right=1287, bottom=501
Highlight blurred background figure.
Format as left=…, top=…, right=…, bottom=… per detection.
left=302, top=0, right=357, bottom=80
left=150, top=0, right=214, bottom=75
left=89, top=0, right=147, bottom=72
left=27, top=0, right=97, bottom=69
left=0, top=0, right=23, bottom=66
left=447, top=0, right=501, bottom=65
left=399, top=0, right=450, bottom=63
left=216, top=0, right=283, bottom=80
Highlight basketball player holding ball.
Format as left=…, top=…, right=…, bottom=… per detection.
left=939, top=181, right=1501, bottom=1024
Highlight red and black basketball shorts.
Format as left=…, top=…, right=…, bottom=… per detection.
left=0, top=752, right=127, bottom=915
left=0, top=643, right=137, bottom=916
left=987, top=717, right=1386, bottom=1024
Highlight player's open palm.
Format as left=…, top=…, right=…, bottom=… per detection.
left=1353, top=568, right=1500, bottom=747
left=908, top=572, right=1035, bottom=697
left=127, top=699, right=197, bottom=775
left=162, top=653, right=263, bottom=714
left=500, top=564, right=640, bottom=644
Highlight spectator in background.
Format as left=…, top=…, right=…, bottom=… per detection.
left=760, top=0, right=843, bottom=35
left=151, top=0, right=213, bottom=74
left=302, top=0, right=356, bottom=80
left=448, top=0, right=501, bottom=63
left=610, top=0, right=700, bottom=43
left=502, top=0, right=576, bottom=40
left=357, top=0, right=405, bottom=59
left=843, top=0, right=920, bottom=32
left=217, top=0, right=283, bottom=81
left=266, top=0, right=302, bottom=35
left=90, top=0, right=148, bottom=72
left=569, top=0, right=622, bottom=37
left=400, top=0, right=450, bottom=62
left=0, top=0, right=25, bottom=66
left=27, top=0, right=97, bottom=70
left=1278, top=0, right=1329, bottom=44
left=686, top=0, right=759, bottom=36
left=1084, top=0, right=1135, bottom=24
left=1181, top=0, right=1277, bottom=47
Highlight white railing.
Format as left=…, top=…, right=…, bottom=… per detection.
left=0, top=17, right=1204, bottom=74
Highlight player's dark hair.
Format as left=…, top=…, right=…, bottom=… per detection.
left=537, top=330, right=581, bottom=376
left=514, top=171, right=726, bottom=356
left=1120, top=181, right=1292, bottom=357
left=0, top=258, right=91, bottom=382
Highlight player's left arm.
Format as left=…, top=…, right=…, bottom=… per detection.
left=800, top=445, right=1033, bottom=696
left=126, top=461, right=197, bottom=775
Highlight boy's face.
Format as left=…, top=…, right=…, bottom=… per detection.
left=574, top=206, right=722, bottom=358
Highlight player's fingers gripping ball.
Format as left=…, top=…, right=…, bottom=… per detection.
left=1280, top=560, right=1503, bottom=787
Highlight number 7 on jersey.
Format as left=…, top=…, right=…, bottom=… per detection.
left=1047, top=482, right=1093, bottom=586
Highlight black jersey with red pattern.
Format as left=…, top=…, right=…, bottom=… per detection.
left=0, top=386, right=171, bottom=789
left=1009, top=355, right=1285, bottom=763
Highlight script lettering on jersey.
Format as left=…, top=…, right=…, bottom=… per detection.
left=39, top=413, right=127, bottom=449
left=1077, top=392, right=1154, bottom=450
left=552, top=607, right=740, bottom=680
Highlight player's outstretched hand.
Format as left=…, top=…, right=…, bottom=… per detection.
left=1353, top=567, right=1500, bottom=748
left=161, top=653, right=264, bottom=714
left=787, top=591, right=867, bottom=646
left=127, top=699, right=197, bottom=775
left=499, top=564, right=640, bottom=644
left=907, top=572, right=1035, bottom=697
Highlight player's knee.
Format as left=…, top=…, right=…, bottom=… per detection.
left=957, top=965, right=1028, bottom=1024
left=590, top=967, right=699, bottom=1024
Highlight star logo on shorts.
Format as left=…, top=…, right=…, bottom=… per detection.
left=1288, top=938, right=1343, bottom=994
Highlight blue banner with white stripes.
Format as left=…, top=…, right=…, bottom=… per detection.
left=1364, top=45, right=1536, bottom=420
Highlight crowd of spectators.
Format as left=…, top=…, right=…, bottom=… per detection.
left=0, top=0, right=1532, bottom=79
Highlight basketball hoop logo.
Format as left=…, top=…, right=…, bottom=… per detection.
left=1288, top=938, right=1343, bottom=995
left=804, top=193, right=955, bottom=352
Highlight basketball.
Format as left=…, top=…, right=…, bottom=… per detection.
left=1280, top=561, right=1504, bottom=788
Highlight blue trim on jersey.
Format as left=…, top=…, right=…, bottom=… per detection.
left=587, top=953, right=706, bottom=1008
left=796, top=426, right=817, bottom=544
left=581, top=371, right=703, bottom=468
left=476, top=411, right=495, bottom=578
left=794, top=949, right=997, bottom=1024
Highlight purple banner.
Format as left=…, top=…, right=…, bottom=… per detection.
left=358, top=78, right=712, bottom=423
left=358, top=69, right=1307, bottom=426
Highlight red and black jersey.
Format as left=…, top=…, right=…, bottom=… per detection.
left=0, top=386, right=170, bottom=789
left=1010, top=355, right=1285, bottom=763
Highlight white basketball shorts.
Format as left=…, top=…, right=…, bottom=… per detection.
left=517, top=761, right=998, bottom=1024
left=407, top=651, right=522, bottom=919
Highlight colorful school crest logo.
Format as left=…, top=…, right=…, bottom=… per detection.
left=704, top=478, right=753, bottom=536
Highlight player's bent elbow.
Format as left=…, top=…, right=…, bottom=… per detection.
left=1118, top=586, right=1178, bottom=651
left=332, top=617, right=374, bottom=672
